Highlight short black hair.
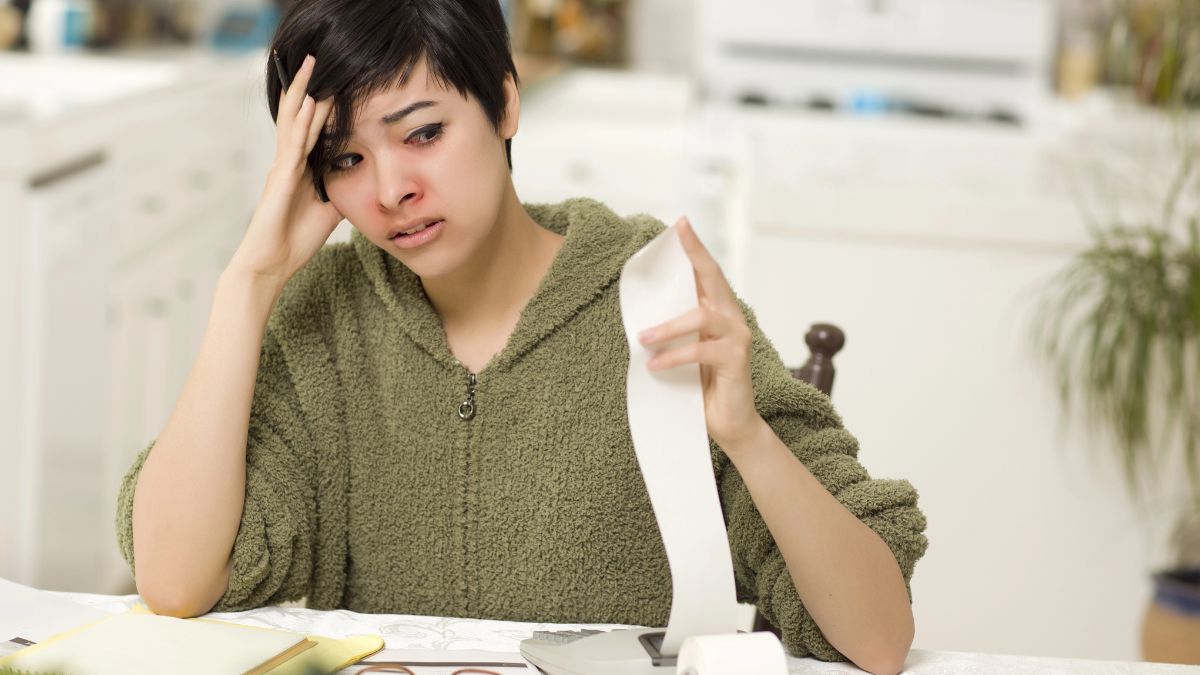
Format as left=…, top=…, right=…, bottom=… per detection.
left=267, top=0, right=520, bottom=200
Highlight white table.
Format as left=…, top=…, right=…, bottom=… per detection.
left=46, top=591, right=1199, bottom=674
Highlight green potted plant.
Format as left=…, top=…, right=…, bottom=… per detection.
left=1037, top=132, right=1200, bottom=665
left=1037, top=2, right=1200, bottom=663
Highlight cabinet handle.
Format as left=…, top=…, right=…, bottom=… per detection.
left=29, top=151, right=106, bottom=190
left=143, top=297, right=168, bottom=317
left=141, top=196, right=164, bottom=214
left=189, top=171, right=213, bottom=189
left=567, top=161, right=592, bottom=183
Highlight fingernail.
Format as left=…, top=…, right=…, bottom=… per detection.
left=638, top=328, right=656, bottom=343
left=304, top=54, right=316, bottom=66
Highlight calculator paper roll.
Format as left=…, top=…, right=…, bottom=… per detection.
left=675, top=632, right=789, bottom=675
left=619, top=223, right=740, bottom=654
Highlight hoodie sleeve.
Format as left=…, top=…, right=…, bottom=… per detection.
left=115, top=289, right=328, bottom=612
left=717, top=303, right=928, bottom=661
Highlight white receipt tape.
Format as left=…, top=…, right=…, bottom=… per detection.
left=619, top=223, right=741, bottom=654
left=676, top=632, right=789, bottom=675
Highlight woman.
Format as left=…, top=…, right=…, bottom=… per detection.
left=117, top=1, right=927, bottom=672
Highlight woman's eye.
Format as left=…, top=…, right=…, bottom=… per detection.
left=326, top=125, right=440, bottom=174
left=329, top=154, right=361, bottom=172
left=408, top=123, right=443, bottom=145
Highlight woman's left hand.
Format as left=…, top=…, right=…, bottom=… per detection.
left=637, top=217, right=766, bottom=452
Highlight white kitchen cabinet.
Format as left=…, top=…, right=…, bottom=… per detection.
left=514, top=69, right=694, bottom=231
left=14, top=155, right=115, bottom=590
left=0, top=52, right=272, bottom=593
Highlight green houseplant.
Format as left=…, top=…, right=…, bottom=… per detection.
left=1037, top=0, right=1200, bottom=663
left=1037, top=116, right=1200, bottom=665
left=1035, top=156, right=1200, bottom=527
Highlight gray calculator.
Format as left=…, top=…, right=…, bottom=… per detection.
left=520, top=627, right=681, bottom=675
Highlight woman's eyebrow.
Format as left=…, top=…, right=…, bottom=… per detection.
left=382, top=100, right=438, bottom=124
left=336, top=100, right=439, bottom=145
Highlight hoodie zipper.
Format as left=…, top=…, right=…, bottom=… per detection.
left=458, top=371, right=477, bottom=421
left=457, top=370, right=477, bottom=612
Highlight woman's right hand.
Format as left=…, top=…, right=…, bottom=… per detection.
left=228, top=54, right=341, bottom=286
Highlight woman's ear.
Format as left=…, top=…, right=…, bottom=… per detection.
left=500, top=72, right=520, bottom=140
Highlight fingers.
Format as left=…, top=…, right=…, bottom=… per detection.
left=647, top=340, right=706, bottom=371
left=639, top=219, right=753, bottom=373
left=675, top=217, right=738, bottom=308
left=641, top=317, right=751, bottom=370
left=276, top=54, right=332, bottom=167
left=646, top=337, right=750, bottom=372
left=279, top=94, right=316, bottom=168
left=293, top=94, right=316, bottom=144
left=638, top=303, right=753, bottom=373
left=271, top=52, right=333, bottom=172
left=638, top=217, right=743, bottom=348
left=639, top=306, right=723, bottom=346
left=277, top=54, right=315, bottom=125
left=639, top=306, right=703, bottom=345
left=305, top=98, right=336, bottom=155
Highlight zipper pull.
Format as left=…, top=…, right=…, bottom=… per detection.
left=458, top=372, right=477, bottom=421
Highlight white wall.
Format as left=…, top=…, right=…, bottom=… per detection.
left=746, top=232, right=1155, bottom=659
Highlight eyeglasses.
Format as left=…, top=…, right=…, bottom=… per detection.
left=356, top=664, right=503, bottom=674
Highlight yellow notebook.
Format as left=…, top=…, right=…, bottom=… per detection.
left=0, top=606, right=383, bottom=675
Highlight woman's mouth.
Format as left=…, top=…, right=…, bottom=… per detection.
left=390, top=219, right=445, bottom=249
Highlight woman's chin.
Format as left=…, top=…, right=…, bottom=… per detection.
left=386, top=248, right=464, bottom=282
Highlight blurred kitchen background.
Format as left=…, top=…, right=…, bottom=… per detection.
left=3, top=0, right=1200, bottom=665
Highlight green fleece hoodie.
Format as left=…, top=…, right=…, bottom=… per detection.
left=116, top=197, right=927, bottom=660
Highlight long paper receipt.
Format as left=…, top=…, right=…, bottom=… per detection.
left=618, top=223, right=740, bottom=654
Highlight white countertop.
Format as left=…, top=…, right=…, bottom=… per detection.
left=0, top=48, right=266, bottom=179
left=0, top=48, right=264, bottom=120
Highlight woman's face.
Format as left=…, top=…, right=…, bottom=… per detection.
left=322, top=57, right=518, bottom=280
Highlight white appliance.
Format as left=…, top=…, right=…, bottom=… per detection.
left=696, top=0, right=1059, bottom=125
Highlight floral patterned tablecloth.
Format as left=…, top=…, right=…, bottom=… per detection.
left=53, top=591, right=1199, bottom=674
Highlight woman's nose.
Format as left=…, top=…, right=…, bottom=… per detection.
left=374, top=157, right=419, bottom=210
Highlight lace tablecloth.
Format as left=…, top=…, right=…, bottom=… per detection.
left=55, top=592, right=1199, bottom=674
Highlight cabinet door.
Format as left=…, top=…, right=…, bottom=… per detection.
left=99, top=173, right=256, bottom=591
left=20, top=156, right=116, bottom=592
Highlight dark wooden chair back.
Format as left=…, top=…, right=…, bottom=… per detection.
left=791, top=323, right=845, bottom=396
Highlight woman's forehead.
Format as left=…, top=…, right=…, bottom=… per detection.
left=350, top=64, right=465, bottom=122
